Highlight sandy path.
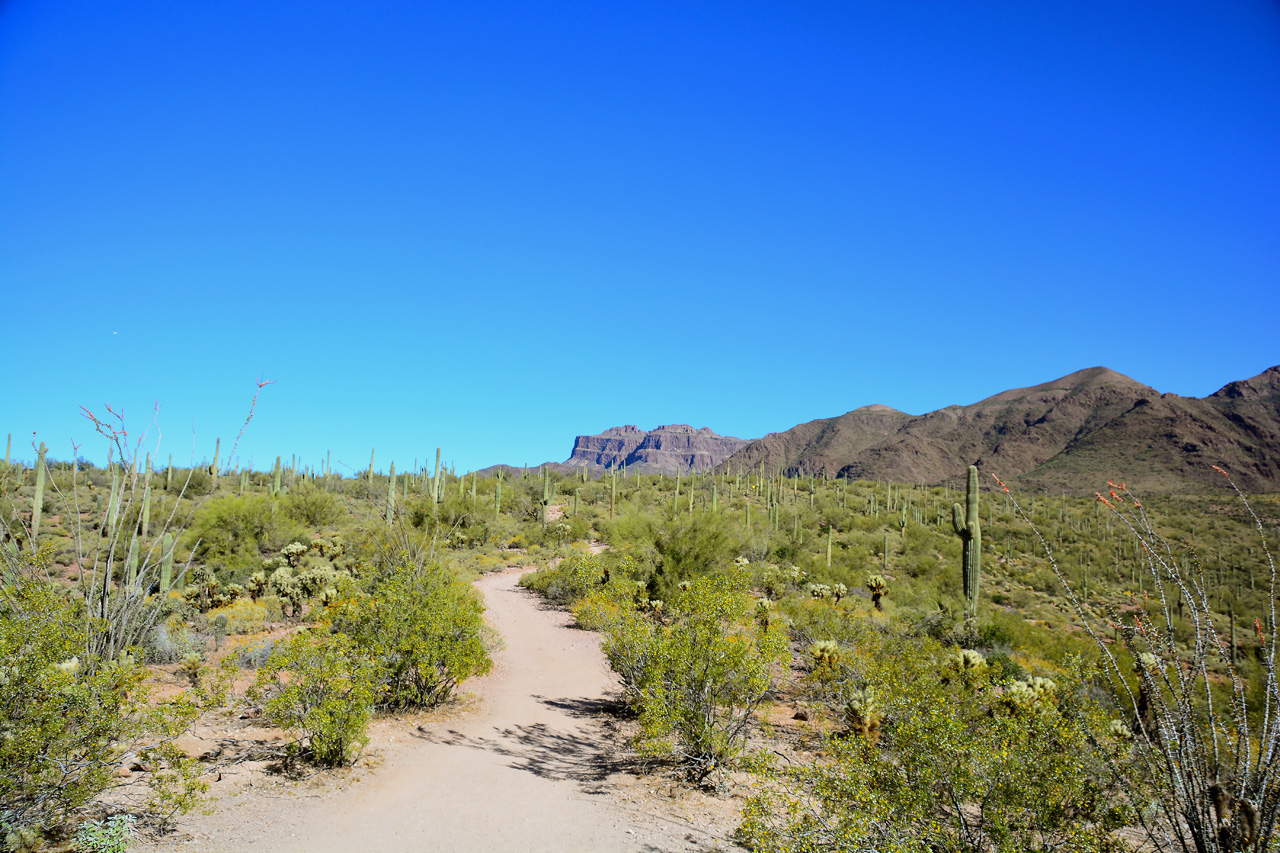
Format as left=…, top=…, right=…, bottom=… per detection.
left=142, top=567, right=730, bottom=852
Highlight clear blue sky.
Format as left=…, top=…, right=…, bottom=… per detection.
left=3, top=1, right=1278, bottom=474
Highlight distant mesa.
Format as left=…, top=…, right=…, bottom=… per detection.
left=473, top=424, right=747, bottom=479
left=568, top=424, right=746, bottom=475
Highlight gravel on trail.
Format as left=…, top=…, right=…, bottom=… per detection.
left=137, top=566, right=734, bottom=853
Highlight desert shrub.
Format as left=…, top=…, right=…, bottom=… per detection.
left=329, top=557, right=491, bottom=709
left=0, top=571, right=214, bottom=841
left=70, top=814, right=135, bottom=852
left=208, top=598, right=268, bottom=635
left=519, top=553, right=611, bottom=606
left=578, top=567, right=787, bottom=782
left=738, top=625, right=1128, bottom=852
left=281, top=483, right=342, bottom=527
left=1005, top=476, right=1280, bottom=851
left=145, top=615, right=207, bottom=664
left=184, top=495, right=293, bottom=572
left=251, top=629, right=379, bottom=766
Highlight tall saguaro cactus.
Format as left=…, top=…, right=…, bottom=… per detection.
left=386, top=462, right=397, bottom=525
left=160, top=532, right=175, bottom=593
left=31, top=442, right=47, bottom=541
left=211, top=438, right=221, bottom=490
left=952, top=464, right=982, bottom=618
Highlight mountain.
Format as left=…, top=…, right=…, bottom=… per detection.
left=474, top=424, right=747, bottom=478
left=718, top=366, right=1280, bottom=494
left=566, top=424, right=746, bottom=474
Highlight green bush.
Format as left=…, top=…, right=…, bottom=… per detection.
left=329, top=557, right=491, bottom=709
left=0, top=571, right=213, bottom=840
left=184, top=495, right=296, bottom=573
left=738, top=621, right=1128, bottom=852
left=281, top=483, right=342, bottom=526
left=577, top=567, right=786, bottom=782
left=519, top=553, right=610, bottom=606
left=252, top=628, right=379, bottom=766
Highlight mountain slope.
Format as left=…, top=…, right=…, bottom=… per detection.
left=719, top=366, right=1280, bottom=494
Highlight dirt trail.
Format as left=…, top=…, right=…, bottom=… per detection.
left=143, top=567, right=731, bottom=852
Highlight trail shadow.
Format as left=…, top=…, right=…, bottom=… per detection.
left=537, top=694, right=630, bottom=719
left=412, top=696, right=642, bottom=794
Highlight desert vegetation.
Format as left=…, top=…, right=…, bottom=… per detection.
left=3, top=419, right=1278, bottom=850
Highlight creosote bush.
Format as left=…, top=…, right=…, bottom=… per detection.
left=329, top=555, right=491, bottom=709
left=252, top=629, right=379, bottom=767
left=573, top=564, right=787, bottom=783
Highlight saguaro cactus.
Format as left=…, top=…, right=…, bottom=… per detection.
left=387, top=462, right=397, bottom=525
left=31, top=442, right=47, bottom=541
left=952, top=464, right=982, bottom=618
left=160, top=532, right=175, bottom=593
left=211, top=438, right=221, bottom=490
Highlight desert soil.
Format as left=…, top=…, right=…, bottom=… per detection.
left=137, top=566, right=740, bottom=852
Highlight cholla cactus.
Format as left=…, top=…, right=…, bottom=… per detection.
left=807, top=583, right=832, bottom=600
left=1109, top=718, right=1134, bottom=741
left=55, top=656, right=80, bottom=677
left=844, top=687, right=883, bottom=742
left=678, top=580, right=692, bottom=592
left=951, top=649, right=987, bottom=685
left=1136, top=652, right=1161, bottom=674
left=733, top=555, right=751, bottom=568
left=247, top=571, right=268, bottom=600
left=318, top=586, right=340, bottom=607
left=755, top=597, right=775, bottom=629
left=809, top=639, right=843, bottom=669
left=1004, top=676, right=1057, bottom=711
left=866, top=574, right=888, bottom=611
left=831, top=582, right=847, bottom=603
left=179, top=652, right=203, bottom=687
left=281, top=542, right=309, bottom=568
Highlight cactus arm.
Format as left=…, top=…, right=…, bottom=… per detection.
left=952, top=502, right=966, bottom=538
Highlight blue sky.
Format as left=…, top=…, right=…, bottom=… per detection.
left=3, top=1, right=1278, bottom=474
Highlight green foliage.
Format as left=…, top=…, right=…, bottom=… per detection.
left=0, top=572, right=214, bottom=838
left=519, top=553, right=611, bottom=606
left=575, top=567, right=786, bottom=782
left=738, top=621, right=1129, bottom=852
left=604, top=509, right=737, bottom=600
left=185, top=495, right=295, bottom=573
left=71, top=814, right=135, bottom=853
left=329, top=557, right=491, bottom=709
left=252, top=629, right=379, bottom=766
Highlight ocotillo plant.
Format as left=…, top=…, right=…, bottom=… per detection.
left=952, top=464, right=982, bottom=618
left=31, top=442, right=47, bottom=541
left=141, top=456, right=152, bottom=539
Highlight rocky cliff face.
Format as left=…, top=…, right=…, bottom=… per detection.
left=626, top=425, right=747, bottom=474
left=564, top=424, right=746, bottom=474
left=566, top=425, right=647, bottom=469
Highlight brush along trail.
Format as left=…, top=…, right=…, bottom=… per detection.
left=138, top=566, right=732, bottom=852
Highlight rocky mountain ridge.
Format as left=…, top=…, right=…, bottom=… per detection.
left=718, top=365, right=1280, bottom=494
